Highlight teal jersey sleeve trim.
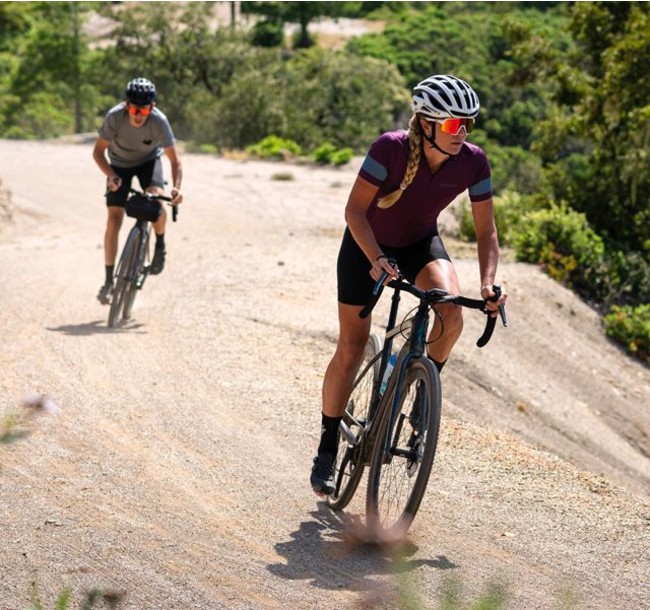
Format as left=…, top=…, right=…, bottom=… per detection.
left=469, top=176, right=492, bottom=199
left=361, top=154, right=388, bottom=183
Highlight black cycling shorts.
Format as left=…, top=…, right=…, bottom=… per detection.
left=337, top=227, right=452, bottom=306
left=105, top=157, right=165, bottom=207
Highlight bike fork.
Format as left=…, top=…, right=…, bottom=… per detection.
left=133, top=225, right=150, bottom=289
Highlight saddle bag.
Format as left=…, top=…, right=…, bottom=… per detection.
left=125, top=194, right=162, bottom=222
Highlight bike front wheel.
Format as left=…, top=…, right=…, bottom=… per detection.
left=366, top=357, right=441, bottom=536
left=327, top=333, right=381, bottom=511
left=122, top=228, right=149, bottom=321
left=108, top=227, right=139, bottom=328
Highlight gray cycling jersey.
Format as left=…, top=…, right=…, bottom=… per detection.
left=98, top=102, right=175, bottom=168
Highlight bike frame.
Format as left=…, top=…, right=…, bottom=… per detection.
left=379, top=289, right=432, bottom=455
left=129, top=219, right=151, bottom=288
left=106, top=189, right=176, bottom=328
left=122, top=188, right=177, bottom=286
left=329, top=266, right=506, bottom=524
left=351, top=270, right=503, bottom=460
left=338, top=284, right=433, bottom=459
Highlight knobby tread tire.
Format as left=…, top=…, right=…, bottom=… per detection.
left=108, top=227, right=139, bottom=328
left=326, top=334, right=381, bottom=511
left=122, top=228, right=149, bottom=321
left=365, top=357, right=441, bottom=536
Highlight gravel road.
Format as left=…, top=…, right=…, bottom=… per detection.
left=1, top=139, right=648, bottom=610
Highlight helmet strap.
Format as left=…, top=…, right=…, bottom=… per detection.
left=423, top=130, right=454, bottom=157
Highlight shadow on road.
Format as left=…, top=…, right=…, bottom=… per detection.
left=267, top=504, right=457, bottom=594
left=46, top=320, right=147, bottom=335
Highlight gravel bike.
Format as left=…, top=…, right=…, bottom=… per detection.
left=327, top=264, right=507, bottom=536
left=107, top=189, right=178, bottom=328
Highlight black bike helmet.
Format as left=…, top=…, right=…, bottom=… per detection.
left=125, top=77, right=157, bottom=105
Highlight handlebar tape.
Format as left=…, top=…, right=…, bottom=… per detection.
left=359, top=271, right=389, bottom=319
left=476, top=285, right=504, bottom=348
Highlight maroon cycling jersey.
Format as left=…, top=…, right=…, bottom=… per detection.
left=359, top=130, right=492, bottom=247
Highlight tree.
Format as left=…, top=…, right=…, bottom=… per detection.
left=241, top=1, right=354, bottom=48
left=212, top=46, right=409, bottom=151
left=1, top=1, right=100, bottom=137
left=535, top=2, right=650, bottom=252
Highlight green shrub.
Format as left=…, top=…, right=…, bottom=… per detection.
left=605, top=249, right=650, bottom=306
left=588, top=249, right=650, bottom=308
left=511, top=203, right=604, bottom=290
left=250, top=19, right=285, bottom=48
left=456, top=191, right=537, bottom=247
left=488, top=145, right=546, bottom=196
left=313, top=142, right=337, bottom=164
left=271, top=172, right=294, bottom=181
left=312, top=143, right=354, bottom=166
left=184, top=142, right=219, bottom=155
left=604, top=304, right=650, bottom=364
left=330, top=147, right=353, bottom=166
left=2, top=92, right=72, bottom=139
left=245, top=135, right=302, bottom=160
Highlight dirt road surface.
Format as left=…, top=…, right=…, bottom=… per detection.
left=1, top=139, right=648, bottom=609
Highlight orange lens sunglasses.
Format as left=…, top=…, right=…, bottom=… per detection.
left=434, top=117, right=475, bottom=135
left=127, top=104, right=152, bottom=116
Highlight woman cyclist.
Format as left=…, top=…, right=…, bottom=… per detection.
left=93, top=77, right=183, bottom=304
left=310, top=74, right=508, bottom=495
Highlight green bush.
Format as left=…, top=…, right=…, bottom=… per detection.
left=487, top=145, right=546, bottom=196
left=250, top=19, right=285, bottom=48
left=312, top=142, right=353, bottom=166
left=603, top=249, right=650, bottom=307
left=3, top=92, right=72, bottom=139
left=330, top=147, right=354, bottom=166
left=245, top=135, right=302, bottom=160
left=511, top=203, right=604, bottom=290
left=456, top=191, right=538, bottom=247
left=604, top=304, right=650, bottom=364
left=184, top=142, right=219, bottom=155
left=312, top=142, right=337, bottom=164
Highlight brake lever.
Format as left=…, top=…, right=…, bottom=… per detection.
left=491, top=285, right=508, bottom=327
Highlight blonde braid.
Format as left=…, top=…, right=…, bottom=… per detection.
left=376, top=115, right=423, bottom=209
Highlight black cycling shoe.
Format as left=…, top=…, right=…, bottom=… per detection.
left=97, top=282, right=113, bottom=305
left=149, top=245, right=166, bottom=275
left=310, top=452, right=335, bottom=496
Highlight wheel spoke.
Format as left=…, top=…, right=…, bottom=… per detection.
left=326, top=335, right=381, bottom=511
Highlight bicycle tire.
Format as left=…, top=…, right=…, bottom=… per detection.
left=366, top=356, right=441, bottom=536
left=326, top=333, right=381, bottom=511
left=122, top=228, right=149, bottom=321
left=108, top=227, right=139, bottom=328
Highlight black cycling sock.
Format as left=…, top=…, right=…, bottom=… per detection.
left=317, top=413, right=342, bottom=456
left=155, top=233, right=165, bottom=248
left=105, top=265, right=114, bottom=285
left=431, top=358, right=447, bottom=373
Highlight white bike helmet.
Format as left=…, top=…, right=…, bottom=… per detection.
left=412, top=74, right=480, bottom=119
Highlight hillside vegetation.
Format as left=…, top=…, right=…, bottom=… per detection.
left=0, top=1, right=647, bottom=358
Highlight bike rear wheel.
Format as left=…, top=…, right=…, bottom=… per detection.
left=108, top=227, right=139, bottom=328
left=122, top=228, right=149, bottom=321
left=366, top=357, right=441, bottom=536
left=327, top=333, right=381, bottom=511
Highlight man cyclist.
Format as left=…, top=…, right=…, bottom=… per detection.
left=93, top=77, right=183, bottom=304
left=310, top=74, right=508, bottom=495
